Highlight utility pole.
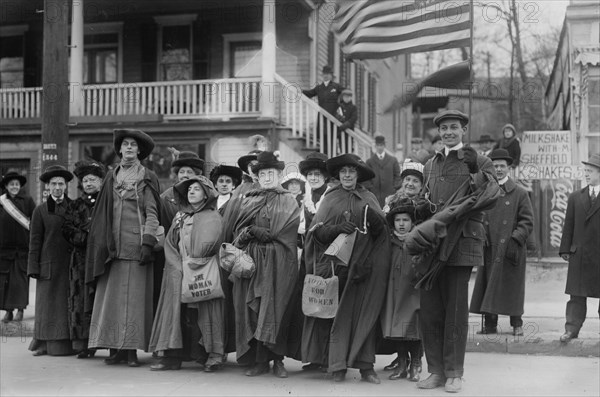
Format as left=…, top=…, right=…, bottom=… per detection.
left=41, top=0, right=71, bottom=173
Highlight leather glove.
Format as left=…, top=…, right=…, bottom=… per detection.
left=366, top=207, right=385, bottom=239
left=336, top=221, right=356, bottom=235
left=249, top=226, right=273, bottom=243
left=459, top=145, right=479, bottom=173
left=140, top=244, right=153, bottom=266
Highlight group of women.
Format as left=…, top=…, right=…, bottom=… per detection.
left=1, top=127, right=433, bottom=386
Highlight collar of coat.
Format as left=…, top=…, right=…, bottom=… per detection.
left=47, top=194, right=71, bottom=213
left=502, top=177, right=517, bottom=193
left=324, top=183, right=369, bottom=200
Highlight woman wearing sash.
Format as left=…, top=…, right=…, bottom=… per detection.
left=0, top=171, right=35, bottom=323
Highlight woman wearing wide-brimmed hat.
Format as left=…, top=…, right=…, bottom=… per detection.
left=150, top=176, right=231, bottom=372
left=61, top=160, right=105, bottom=358
left=210, top=164, right=243, bottom=214
left=86, top=129, right=163, bottom=367
left=302, top=153, right=390, bottom=384
left=28, top=165, right=75, bottom=356
left=230, top=151, right=301, bottom=378
left=298, top=152, right=330, bottom=233
left=0, top=171, right=35, bottom=324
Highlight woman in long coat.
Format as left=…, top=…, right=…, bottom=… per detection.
left=0, top=172, right=35, bottom=323
left=302, top=154, right=390, bottom=384
left=62, top=161, right=105, bottom=358
left=230, top=151, right=300, bottom=378
left=150, top=176, right=228, bottom=371
left=86, top=129, right=162, bottom=367
left=28, top=165, right=74, bottom=356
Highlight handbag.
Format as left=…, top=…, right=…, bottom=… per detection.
left=323, top=206, right=368, bottom=265
left=179, top=228, right=224, bottom=303
left=302, top=257, right=339, bottom=319
left=218, top=231, right=256, bottom=279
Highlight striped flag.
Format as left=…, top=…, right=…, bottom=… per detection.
left=332, top=0, right=472, bottom=60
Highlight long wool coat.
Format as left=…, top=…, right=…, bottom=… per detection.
left=27, top=196, right=72, bottom=342
left=302, top=184, right=390, bottom=371
left=149, top=198, right=227, bottom=354
left=231, top=187, right=300, bottom=363
left=365, top=153, right=401, bottom=207
left=470, top=178, right=534, bottom=316
left=0, top=191, right=35, bottom=310
left=559, top=186, right=600, bottom=298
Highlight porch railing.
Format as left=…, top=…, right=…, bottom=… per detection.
left=275, top=73, right=373, bottom=160
left=0, top=78, right=261, bottom=120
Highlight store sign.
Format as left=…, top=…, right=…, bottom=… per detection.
left=519, top=131, right=575, bottom=180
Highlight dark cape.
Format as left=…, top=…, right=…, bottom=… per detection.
left=231, top=187, right=300, bottom=362
left=302, top=184, right=390, bottom=372
left=84, top=168, right=163, bottom=313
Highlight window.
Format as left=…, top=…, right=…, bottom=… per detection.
left=0, top=35, right=24, bottom=88
left=588, top=76, right=599, bottom=132
left=83, top=33, right=118, bottom=84
left=154, top=14, right=196, bottom=81
left=230, top=41, right=261, bottom=77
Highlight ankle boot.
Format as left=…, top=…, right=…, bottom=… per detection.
left=127, top=350, right=140, bottom=367
left=13, top=310, right=23, bottom=322
left=408, top=360, right=422, bottom=382
left=388, top=358, right=408, bottom=380
left=2, top=310, right=13, bottom=323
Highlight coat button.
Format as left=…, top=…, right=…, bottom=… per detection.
left=500, top=238, right=506, bottom=243
left=502, top=220, right=507, bottom=225
left=440, top=177, right=445, bottom=181
left=505, top=201, right=510, bottom=205
left=472, top=232, right=477, bottom=236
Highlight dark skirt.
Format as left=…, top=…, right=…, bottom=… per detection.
left=0, top=249, right=29, bottom=310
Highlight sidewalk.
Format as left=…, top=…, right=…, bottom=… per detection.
left=2, top=260, right=599, bottom=357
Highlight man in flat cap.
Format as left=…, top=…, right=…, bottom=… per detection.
left=417, top=109, right=495, bottom=393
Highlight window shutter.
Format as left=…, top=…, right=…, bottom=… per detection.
left=369, top=75, right=377, bottom=134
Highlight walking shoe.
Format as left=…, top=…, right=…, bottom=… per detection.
left=408, top=361, right=422, bottom=382
left=272, top=360, right=288, bottom=378
left=513, top=326, right=524, bottom=336
left=445, top=377, right=462, bottom=393
left=13, top=310, right=23, bottom=322
left=476, top=327, right=497, bottom=335
left=417, top=373, right=445, bottom=389
left=104, top=350, right=127, bottom=365
left=361, top=370, right=381, bottom=384
left=2, top=310, right=13, bottom=323
left=32, top=349, right=47, bottom=357
left=302, top=362, right=321, bottom=371
left=332, top=370, right=346, bottom=382
left=150, top=357, right=182, bottom=371
left=77, top=349, right=96, bottom=359
left=559, top=331, right=578, bottom=343
left=384, top=357, right=399, bottom=371
left=245, top=362, right=270, bottom=377
left=388, top=358, right=408, bottom=380
left=127, top=350, right=140, bottom=367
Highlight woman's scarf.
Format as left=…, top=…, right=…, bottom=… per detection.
left=115, top=159, right=144, bottom=191
left=393, top=230, right=407, bottom=243
left=499, top=135, right=517, bottom=149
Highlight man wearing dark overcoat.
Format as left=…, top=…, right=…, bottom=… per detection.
left=417, top=110, right=494, bottom=393
left=27, top=165, right=75, bottom=356
left=558, top=153, right=600, bottom=343
left=470, top=149, right=534, bottom=336
left=302, top=65, right=344, bottom=118
left=365, top=135, right=401, bottom=207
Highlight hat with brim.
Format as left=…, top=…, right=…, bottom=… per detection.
left=489, top=148, right=513, bottom=166
left=113, top=129, right=155, bottom=161
left=400, top=169, right=424, bottom=183
left=40, top=165, right=73, bottom=183
left=386, top=200, right=416, bottom=226
left=478, top=134, right=495, bottom=143
left=1, top=172, right=26, bottom=189
left=433, top=109, right=469, bottom=127
left=582, top=153, right=600, bottom=169
left=237, top=150, right=262, bottom=172
left=173, top=175, right=217, bottom=205
left=400, top=161, right=424, bottom=183
left=251, top=151, right=285, bottom=174
left=210, top=165, right=244, bottom=187
left=73, top=160, right=106, bottom=180
left=326, top=154, right=375, bottom=183
left=172, top=151, right=205, bottom=172
left=299, top=152, right=329, bottom=176
left=281, top=172, right=307, bottom=189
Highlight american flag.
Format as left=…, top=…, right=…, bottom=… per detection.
left=332, top=0, right=472, bottom=60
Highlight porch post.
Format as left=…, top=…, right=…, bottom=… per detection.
left=261, top=0, right=276, bottom=118
left=69, top=0, right=84, bottom=116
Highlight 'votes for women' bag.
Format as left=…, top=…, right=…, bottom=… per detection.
left=179, top=229, right=224, bottom=303
left=302, top=259, right=338, bottom=319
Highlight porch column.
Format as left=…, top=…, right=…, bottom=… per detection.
left=261, top=0, right=276, bottom=118
left=69, top=0, right=84, bottom=116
